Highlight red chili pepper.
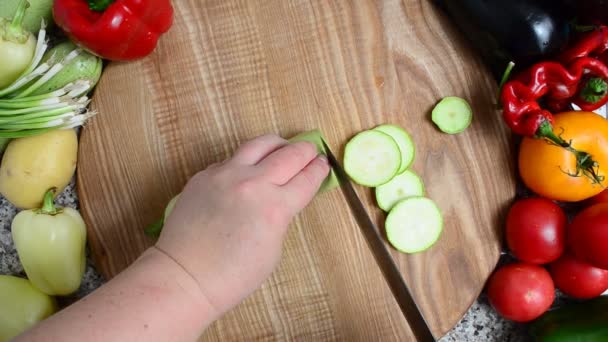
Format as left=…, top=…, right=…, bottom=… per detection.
left=559, top=26, right=608, bottom=65
left=500, top=57, right=608, bottom=136
left=53, top=0, right=174, bottom=61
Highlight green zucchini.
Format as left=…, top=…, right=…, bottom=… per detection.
left=31, top=41, right=103, bottom=96
left=529, top=296, right=608, bottom=342
left=373, top=124, right=415, bottom=174
left=288, top=129, right=338, bottom=193
left=431, top=96, right=473, bottom=134
left=343, top=130, right=402, bottom=187
left=375, top=170, right=425, bottom=212
left=385, top=197, right=443, bottom=253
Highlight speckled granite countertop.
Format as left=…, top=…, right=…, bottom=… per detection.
left=0, top=181, right=530, bottom=341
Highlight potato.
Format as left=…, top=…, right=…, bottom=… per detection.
left=0, top=130, right=78, bottom=209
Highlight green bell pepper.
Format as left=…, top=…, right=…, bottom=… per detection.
left=12, top=188, right=87, bottom=296
left=0, top=275, right=56, bottom=342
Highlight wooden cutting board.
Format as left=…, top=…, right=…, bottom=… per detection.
left=77, top=0, right=516, bottom=339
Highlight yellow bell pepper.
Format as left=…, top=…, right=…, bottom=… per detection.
left=12, top=188, right=87, bottom=296
left=0, top=275, right=56, bottom=342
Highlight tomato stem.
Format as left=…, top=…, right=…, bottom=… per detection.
left=536, top=121, right=606, bottom=187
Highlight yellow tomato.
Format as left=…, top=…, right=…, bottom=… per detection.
left=519, top=111, right=608, bottom=202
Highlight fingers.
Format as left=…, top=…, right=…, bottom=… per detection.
left=256, top=141, right=319, bottom=185
left=282, top=155, right=330, bottom=213
left=231, top=134, right=288, bottom=165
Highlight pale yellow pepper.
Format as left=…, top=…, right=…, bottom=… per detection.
left=0, top=275, right=56, bottom=342
left=12, top=188, right=87, bottom=296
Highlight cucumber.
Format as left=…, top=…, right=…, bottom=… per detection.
left=431, top=96, right=473, bottom=134
left=343, top=130, right=401, bottom=187
left=375, top=170, right=424, bottom=212
left=288, top=129, right=339, bottom=193
left=374, top=124, right=415, bottom=174
left=385, top=197, right=443, bottom=253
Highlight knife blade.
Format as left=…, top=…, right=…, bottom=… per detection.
left=322, top=141, right=436, bottom=342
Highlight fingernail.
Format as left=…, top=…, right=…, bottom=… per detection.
left=318, top=154, right=328, bottom=163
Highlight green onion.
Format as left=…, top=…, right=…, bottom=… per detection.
left=12, top=50, right=81, bottom=99
left=0, top=23, right=99, bottom=139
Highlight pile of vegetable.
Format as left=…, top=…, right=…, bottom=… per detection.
left=453, top=8, right=608, bottom=342
left=0, top=0, right=173, bottom=339
left=487, top=196, right=608, bottom=339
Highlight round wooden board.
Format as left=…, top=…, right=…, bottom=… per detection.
left=78, top=0, right=516, bottom=339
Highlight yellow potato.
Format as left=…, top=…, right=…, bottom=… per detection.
left=0, top=130, right=78, bottom=209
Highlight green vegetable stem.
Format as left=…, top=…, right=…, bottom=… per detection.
left=0, top=0, right=37, bottom=89
left=0, top=26, right=102, bottom=137
left=0, top=0, right=54, bottom=33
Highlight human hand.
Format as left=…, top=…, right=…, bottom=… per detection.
left=155, top=134, right=330, bottom=318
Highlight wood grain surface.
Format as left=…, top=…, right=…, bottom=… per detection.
left=77, top=0, right=516, bottom=339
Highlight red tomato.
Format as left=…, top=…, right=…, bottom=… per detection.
left=505, top=198, right=567, bottom=264
left=549, top=254, right=608, bottom=299
left=569, top=203, right=608, bottom=269
left=486, top=263, right=555, bottom=322
left=588, top=189, right=608, bottom=206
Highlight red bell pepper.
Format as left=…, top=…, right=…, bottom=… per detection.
left=53, top=0, right=174, bottom=61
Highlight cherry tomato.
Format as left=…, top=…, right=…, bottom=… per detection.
left=487, top=263, right=555, bottom=322
left=549, top=254, right=608, bottom=299
left=569, top=203, right=608, bottom=269
left=519, top=111, right=608, bottom=202
left=506, top=198, right=566, bottom=264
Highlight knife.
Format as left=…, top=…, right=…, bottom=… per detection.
left=322, top=141, right=436, bottom=342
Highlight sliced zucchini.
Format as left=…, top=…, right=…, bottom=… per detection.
left=288, top=129, right=338, bottom=192
left=374, top=124, right=415, bottom=173
left=375, top=170, right=425, bottom=211
left=343, top=130, right=401, bottom=187
left=386, top=197, right=443, bottom=253
left=431, top=96, right=473, bottom=134
left=144, top=194, right=180, bottom=238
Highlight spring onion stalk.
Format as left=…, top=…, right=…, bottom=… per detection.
left=0, top=97, right=66, bottom=109
left=0, top=22, right=98, bottom=140
left=20, top=21, right=48, bottom=76
left=12, top=50, right=81, bottom=99
left=0, top=103, right=84, bottom=118
left=0, top=110, right=94, bottom=137
left=0, top=83, right=90, bottom=111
